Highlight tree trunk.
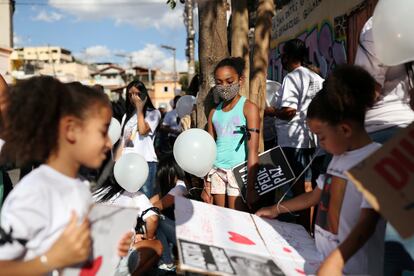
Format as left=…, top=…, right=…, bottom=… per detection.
left=230, top=0, right=250, bottom=99
left=249, top=0, right=275, bottom=152
left=196, top=0, right=229, bottom=129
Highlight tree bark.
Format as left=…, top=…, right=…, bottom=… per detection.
left=196, top=0, right=229, bottom=129
left=230, top=0, right=250, bottom=99
left=249, top=0, right=275, bottom=152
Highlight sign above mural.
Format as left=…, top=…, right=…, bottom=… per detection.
left=269, top=0, right=363, bottom=82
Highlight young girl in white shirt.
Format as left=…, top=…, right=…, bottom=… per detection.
left=257, top=65, right=386, bottom=275
left=119, top=80, right=161, bottom=199
left=0, top=78, right=131, bottom=275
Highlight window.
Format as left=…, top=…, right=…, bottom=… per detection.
left=164, top=86, right=169, bottom=92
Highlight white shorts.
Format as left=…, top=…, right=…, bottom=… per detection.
left=207, top=167, right=241, bottom=197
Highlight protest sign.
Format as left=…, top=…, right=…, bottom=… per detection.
left=175, top=197, right=321, bottom=276
left=347, top=123, right=414, bottom=238
left=232, top=146, right=295, bottom=200
left=63, top=204, right=138, bottom=276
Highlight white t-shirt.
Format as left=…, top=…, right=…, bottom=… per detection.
left=0, top=165, right=92, bottom=261
left=315, top=142, right=386, bottom=275
left=273, top=66, right=324, bottom=148
left=94, top=188, right=157, bottom=221
left=167, top=179, right=187, bottom=197
left=355, top=17, right=414, bottom=133
left=122, top=109, right=161, bottom=162
left=162, top=109, right=181, bottom=137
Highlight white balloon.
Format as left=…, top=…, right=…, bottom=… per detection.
left=176, top=95, right=196, bottom=118
left=265, top=80, right=281, bottom=107
left=114, top=153, right=149, bottom=193
left=108, top=117, right=121, bottom=145
left=373, top=0, right=414, bottom=66
left=173, top=128, right=216, bottom=177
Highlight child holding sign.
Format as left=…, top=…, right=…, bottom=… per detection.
left=0, top=78, right=131, bottom=274
left=257, top=65, right=386, bottom=275
left=201, top=57, right=260, bottom=210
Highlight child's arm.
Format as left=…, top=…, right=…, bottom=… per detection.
left=317, top=208, right=380, bottom=276
left=144, top=215, right=159, bottom=240
left=0, top=213, right=91, bottom=276
left=256, top=187, right=322, bottom=218
left=153, top=194, right=174, bottom=210
left=244, top=100, right=260, bottom=208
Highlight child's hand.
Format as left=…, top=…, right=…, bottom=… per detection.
left=47, top=212, right=91, bottom=269
left=255, top=205, right=279, bottom=219
left=117, top=231, right=134, bottom=257
left=131, top=94, right=146, bottom=112
left=317, top=250, right=344, bottom=276
left=246, top=187, right=259, bottom=209
left=201, top=182, right=213, bottom=204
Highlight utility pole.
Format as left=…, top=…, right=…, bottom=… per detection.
left=115, top=53, right=134, bottom=82
left=184, top=0, right=195, bottom=81
left=160, top=44, right=177, bottom=94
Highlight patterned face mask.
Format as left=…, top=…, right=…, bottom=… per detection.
left=214, top=83, right=240, bottom=102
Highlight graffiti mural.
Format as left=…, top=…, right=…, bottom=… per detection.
left=268, top=22, right=347, bottom=82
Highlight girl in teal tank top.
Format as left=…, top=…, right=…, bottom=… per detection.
left=201, top=57, right=260, bottom=211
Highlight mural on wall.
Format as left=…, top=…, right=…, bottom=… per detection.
left=268, top=21, right=347, bottom=82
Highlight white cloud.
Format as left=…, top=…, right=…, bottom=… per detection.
left=48, top=0, right=184, bottom=29
left=85, top=45, right=111, bottom=58
left=13, top=34, right=23, bottom=46
left=130, top=44, right=187, bottom=72
left=13, top=34, right=31, bottom=46
left=32, top=10, right=64, bottom=22
left=74, top=45, right=111, bottom=62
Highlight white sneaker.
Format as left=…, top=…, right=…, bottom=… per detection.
left=158, top=263, right=176, bottom=271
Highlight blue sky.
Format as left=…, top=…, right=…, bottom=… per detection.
left=13, top=0, right=194, bottom=72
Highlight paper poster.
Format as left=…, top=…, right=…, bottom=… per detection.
left=63, top=204, right=139, bottom=276
left=347, top=123, right=414, bottom=238
left=175, top=197, right=321, bottom=276
left=232, top=146, right=295, bottom=200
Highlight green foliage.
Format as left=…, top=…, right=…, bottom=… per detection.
left=179, top=74, right=189, bottom=92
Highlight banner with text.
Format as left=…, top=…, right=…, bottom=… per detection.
left=347, top=123, right=414, bottom=238
left=175, top=197, right=321, bottom=275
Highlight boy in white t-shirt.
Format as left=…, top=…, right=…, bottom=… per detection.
left=257, top=65, right=386, bottom=275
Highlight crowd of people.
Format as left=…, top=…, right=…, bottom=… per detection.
left=0, top=14, right=413, bottom=276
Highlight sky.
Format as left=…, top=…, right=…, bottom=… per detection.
left=12, top=0, right=196, bottom=72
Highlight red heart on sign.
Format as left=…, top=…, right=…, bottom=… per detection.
left=80, top=256, right=103, bottom=276
left=228, top=231, right=255, bottom=245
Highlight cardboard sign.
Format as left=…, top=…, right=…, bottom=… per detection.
left=232, top=146, right=295, bottom=200
left=175, top=197, right=321, bottom=276
left=347, top=123, right=414, bottom=238
left=63, top=204, right=138, bottom=276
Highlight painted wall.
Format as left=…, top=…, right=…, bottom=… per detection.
left=269, top=0, right=364, bottom=82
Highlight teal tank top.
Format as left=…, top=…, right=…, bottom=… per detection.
left=212, top=96, right=247, bottom=169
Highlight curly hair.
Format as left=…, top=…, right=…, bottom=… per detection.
left=214, top=57, right=246, bottom=77
left=1, top=77, right=110, bottom=166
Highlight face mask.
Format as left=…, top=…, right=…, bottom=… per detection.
left=214, top=83, right=240, bottom=102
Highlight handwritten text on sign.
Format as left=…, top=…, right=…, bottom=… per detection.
left=347, top=123, right=414, bottom=238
